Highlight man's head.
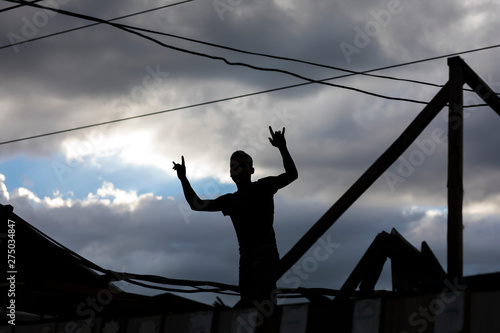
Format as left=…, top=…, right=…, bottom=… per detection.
left=230, top=150, right=254, bottom=184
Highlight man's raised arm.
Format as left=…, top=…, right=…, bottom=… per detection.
left=172, top=156, right=221, bottom=212
left=268, top=126, right=298, bottom=189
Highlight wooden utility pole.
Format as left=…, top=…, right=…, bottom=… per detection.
left=447, top=57, right=464, bottom=277
left=446, top=56, right=500, bottom=276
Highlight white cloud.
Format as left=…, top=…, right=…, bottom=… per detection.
left=0, top=174, right=9, bottom=201
left=43, top=195, right=73, bottom=208
left=464, top=200, right=500, bottom=217
left=92, top=181, right=163, bottom=210
left=11, top=187, right=42, bottom=204
left=1, top=174, right=162, bottom=211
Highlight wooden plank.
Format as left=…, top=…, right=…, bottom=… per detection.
left=458, top=57, right=500, bottom=116
left=447, top=57, right=464, bottom=277
left=338, top=231, right=392, bottom=297
left=237, top=82, right=450, bottom=307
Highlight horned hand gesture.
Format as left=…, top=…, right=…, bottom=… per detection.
left=268, top=126, right=287, bottom=149
left=172, top=156, right=187, bottom=180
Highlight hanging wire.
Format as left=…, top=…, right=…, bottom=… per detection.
left=0, top=0, right=195, bottom=51
left=0, top=0, right=42, bottom=13
left=0, top=0, right=497, bottom=147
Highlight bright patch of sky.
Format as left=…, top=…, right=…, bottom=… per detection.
left=0, top=152, right=238, bottom=205
left=0, top=155, right=55, bottom=196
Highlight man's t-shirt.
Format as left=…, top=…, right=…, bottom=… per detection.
left=215, top=177, right=278, bottom=255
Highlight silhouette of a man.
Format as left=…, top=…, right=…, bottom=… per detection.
left=173, top=126, right=298, bottom=306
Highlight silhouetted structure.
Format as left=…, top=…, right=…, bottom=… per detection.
left=0, top=203, right=210, bottom=321
left=2, top=57, right=500, bottom=332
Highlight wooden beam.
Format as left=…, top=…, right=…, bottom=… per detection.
left=337, top=231, right=392, bottom=297
left=459, top=57, right=500, bottom=116
left=447, top=56, right=464, bottom=277
left=237, top=82, right=450, bottom=307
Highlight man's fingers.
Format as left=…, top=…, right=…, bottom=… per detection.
left=172, top=156, right=185, bottom=169
left=269, top=126, right=285, bottom=135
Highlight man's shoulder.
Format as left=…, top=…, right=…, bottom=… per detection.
left=255, top=176, right=278, bottom=193
left=256, top=176, right=276, bottom=183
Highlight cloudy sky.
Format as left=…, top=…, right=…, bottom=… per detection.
left=1, top=0, right=500, bottom=307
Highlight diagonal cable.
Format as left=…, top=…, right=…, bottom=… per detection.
left=2, top=0, right=500, bottom=97
left=0, top=0, right=195, bottom=52
left=4, top=0, right=430, bottom=105
left=0, top=0, right=41, bottom=13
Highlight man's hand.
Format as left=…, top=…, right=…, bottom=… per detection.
left=269, top=126, right=298, bottom=189
left=268, top=126, right=287, bottom=149
left=172, top=156, right=187, bottom=180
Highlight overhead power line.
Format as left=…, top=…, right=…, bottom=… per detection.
left=5, top=0, right=500, bottom=100
left=122, top=23, right=500, bottom=97
left=19, top=207, right=340, bottom=300
left=20, top=213, right=239, bottom=296
left=0, top=72, right=490, bottom=147
left=0, top=86, right=304, bottom=146
left=0, top=0, right=41, bottom=13
left=3, top=0, right=500, bottom=105
left=1, top=0, right=438, bottom=105
left=120, top=23, right=500, bottom=93
left=0, top=0, right=497, bottom=146
left=3, top=0, right=500, bottom=94
left=0, top=0, right=195, bottom=52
